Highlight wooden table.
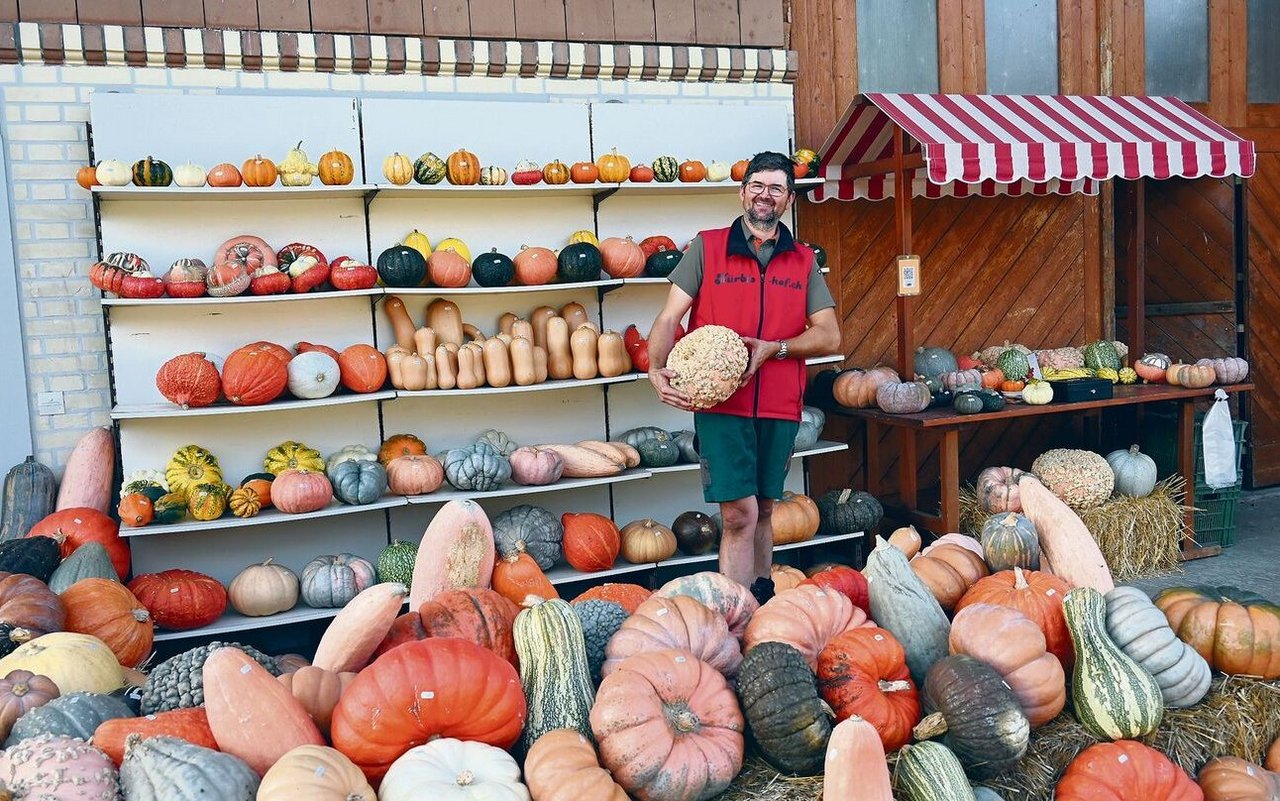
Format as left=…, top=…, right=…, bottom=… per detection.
left=828, top=383, right=1254, bottom=560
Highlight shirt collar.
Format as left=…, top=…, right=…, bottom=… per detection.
left=728, top=216, right=796, bottom=258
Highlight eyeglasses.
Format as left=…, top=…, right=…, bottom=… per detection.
left=745, top=182, right=789, bottom=198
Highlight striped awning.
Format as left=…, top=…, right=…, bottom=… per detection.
left=811, top=93, right=1257, bottom=202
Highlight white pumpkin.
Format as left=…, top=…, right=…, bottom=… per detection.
left=173, top=162, right=207, bottom=187
left=706, top=160, right=732, bottom=182
left=287, top=351, right=340, bottom=400
left=1022, top=379, right=1054, bottom=405
left=326, top=444, right=378, bottom=473
left=1106, top=444, right=1158, bottom=498
left=95, top=159, right=132, bottom=186
left=379, top=738, right=529, bottom=801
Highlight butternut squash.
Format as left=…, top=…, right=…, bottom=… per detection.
left=480, top=338, right=511, bottom=387
left=511, top=337, right=537, bottom=386
left=385, top=347, right=408, bottom=389
left=413, top=325, right=436, bottom=358
left=426, top=298, right=464, bottom=346
left=499, top=311, right=518, bottom=335
left=462, top=323, right=485, bottom=343
left=539, top=444, right=624, bottom=477
left=512, top=319, right=534, bottom=343
left=607, top=441, right=642, bottom=469
left=435, top=344, right=458, bottom=389
left=533, top=346, right=549, bottom=383
left=401, top=354, right=429, bottom=390
left=383, top=295, right=417, bottom=351
left=496, top=332, right=513, bottom=346
left=561, top=301, right=590, bottom=331
left=596, top=330, right=632, bottom=377
left=570, top=325, right=600, bottom=380
left=423, top=353, right=438, bottom=389
left=546, top=316, right=574, bottom=380
left=1018, top=476, right=1115, bottom=592
left=456, top=346, right=482, bottom=389
left=530, top=305, right=558, bottom=350
left=467, top=342, right=486, bottom=385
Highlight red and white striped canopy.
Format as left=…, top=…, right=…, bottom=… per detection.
left=812, top=93, right=1257, bottom=203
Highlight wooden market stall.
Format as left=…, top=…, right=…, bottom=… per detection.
left=808, top=92, right=1256, bottom=558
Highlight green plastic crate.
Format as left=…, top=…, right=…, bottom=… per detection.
left=1193, top=484, right=1243, bottom=548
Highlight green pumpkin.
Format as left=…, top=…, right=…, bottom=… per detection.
left=472, top=249, right=515, bottom=287
left=618, top=425, right=668, bottom=451
left=376, top=540, right=417, bottom=585
left=635, top=430, right=680, bottom=468
left=492, top=504, right=563, bottom=570
left=131, top=156, right=173, bottom=187
left=122, top=481, right=167, bottom=503
left=514, top=597, right=595, bottom=752
left=0, top=537, right=60, bottom=582
left=328, top=459, right=387, bottom=505
left=48, top=541, right=118, bottom=594
left=413, top=152, right=446, bottom=184
left=894, top=741, right=975, bottom=801
left=644, top=249, right=682, bottom=277
left=913, top=346, right=958, bottom=378
left=914, top=655, right=1029, bottom=778
left=573, top=599, right=628, bottom=686
left=1083, top=339, right=1122, bottom=371
left=6, top=691, right=135, bottom=746
left=0, top=456, right=56, bottom=542
left=737, top=641, right=831, bottom=775
left=816, top=488, right=883, bottom=535
left=979, top=513, right=1040, bottom=572
left=670, top=430, right=698, bottom=463
left=805, top=242, right=828, bottom=270
left=953, top=393, right=984, bottom=415
left=652, top=155, right=679, bottom=182
left=996, top=349, right=1031, bottom=382
left=377, top=245, right=427, bottom=288
left=557, top=242, right=603, bottom=283
left=442, top=441, right=511, bottom=492
left=152, top=492, right=187, bottom=524
left=978, top=388, right=1006, bottom=412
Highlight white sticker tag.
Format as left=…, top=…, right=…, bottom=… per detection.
left=420, top=691, right=435, bottom=700
left=239, top=665, right=251, bottom=674
left=656, top=608, right=668, bottom=616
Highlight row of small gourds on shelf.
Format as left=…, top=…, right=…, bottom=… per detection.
left=3, top=471, right=1276, bottom=800
left=825, top=338, right=1251, bottom=416
left=76, top=144, right=822, bottom=192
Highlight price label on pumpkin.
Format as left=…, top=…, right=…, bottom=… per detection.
left=897, top=255, right=921, bottom=296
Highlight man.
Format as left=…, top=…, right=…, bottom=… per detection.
left=647, top=151, right=842, bottom=603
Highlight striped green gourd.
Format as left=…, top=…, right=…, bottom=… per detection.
left=862, top=535, right=951, bottom=685
left=413, top=152, right=446, bottom=184
left=1064, top=586, right=1163, bottom=739
left=514, top=596, right=595, bottom=751
left=652, top=156, right=679, bottom=182
left=1082, top=339, right=1122, bottom=371
left=131, top=156, right=172, bottom=187
left=894, top=741, right=976, bottom=801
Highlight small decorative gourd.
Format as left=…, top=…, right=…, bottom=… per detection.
left=1105, top=445, right=1158, bottom=498
left=893, top=741, right=976, bottom=801
left=979, top=513, right=1041, bottom=571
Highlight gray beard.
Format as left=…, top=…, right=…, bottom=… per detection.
left=746, top=204, right=782, bottom=230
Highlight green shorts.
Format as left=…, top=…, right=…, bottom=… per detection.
left=693, top=412, right=799, bottom=503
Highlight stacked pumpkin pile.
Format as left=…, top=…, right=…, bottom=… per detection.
left=154, top=341, right=387, bottom=410
left=77, top=143, right=358, bottom=192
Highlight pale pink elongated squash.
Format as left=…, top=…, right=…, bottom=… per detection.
left=409, top=499, right=496, bottom=609
left=202, top=646, right=323, bottom=776
left=312, top=582, right=408, bottom=673
left=1017, top=476, right=1114, bottom=592
left=55, top=427, right=115, bottom=514
left=823, top=715, right=892, bottom=801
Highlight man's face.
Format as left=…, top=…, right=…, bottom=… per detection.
left=739, top=169, right=792, bottom=227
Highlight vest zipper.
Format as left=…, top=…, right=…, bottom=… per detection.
left=753, top=260, right=768, bottom=416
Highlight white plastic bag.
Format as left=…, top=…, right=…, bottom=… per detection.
left=1201, top=389, right=1238, bottom=489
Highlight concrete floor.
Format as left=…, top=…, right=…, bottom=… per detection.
left=1129, top=485, right=1280, bottom=598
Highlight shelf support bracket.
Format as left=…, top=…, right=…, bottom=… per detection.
left=592, top=186, right=619, bottom=211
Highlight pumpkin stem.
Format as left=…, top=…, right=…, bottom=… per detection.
left=666, top=704, right=700, bottom=734
left=911, top=711, right=949, bottom=741
left=1013, top=565, right=1028, bottom=589
left=132, top=609, right=151, bottom=623
left=455, top=770, right=475, bottom=787
left=521, top=594, right=548, bottom=608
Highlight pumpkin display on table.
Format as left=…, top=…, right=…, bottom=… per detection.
left=301, top=553, right=376, bottom=608
left=590, top=649, right=743, bottom=801
left=876, top=380, right=932, bottom=414
left=862, top=536, right=951, bottom=685
left=1055, top=740, right=1202, bottom=800
left=228, top=559, right=299, bottom=617
left=525, top=728, right=629, bottom=801
left=0, top=734, right=121, bottom=799
left=408, top=499, right=495, bottom=609
left=1196, top=355, right=1250, bottom=385
left=60, top=579, right=153, bottom=668
left=0, top=632, right=124, bottom=696
left=816, top=626, right=920, bottom=751
left=128, top=569, right=226, bottom=631
left=605, top=595, right=742, bottom=679
left=1104, top=586, right=1211, bottom=709
left=1154, top=585, right=1280, bottom=679
left=949, top=603, right=1065, bottom=728
left=737, top=641, right=832, bottom=775
left=745, top=585, right=872, bottom=670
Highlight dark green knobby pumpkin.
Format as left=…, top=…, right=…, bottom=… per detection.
left=472, top=249, right=516, bottom=287
left=736, top=641, right=831, bottom=775
left=652, top=156, right=679, bottom=182
left=327, top=459, right=387, bottom=506
left=5, top=691, right=135, bottom=747
left=413, top=152, right=446, bottom=184
left=978, top=389, right=1006, bottom=412
left=47, top=541, right=117, bottom=594
left=0, top=536, right=60, bottom=582
left=816, top=489, right=883, bottom=536
left=377, top=245, right=427, bottom=288
left=953, top=393, right=984, bottom=415
left=131, top=156, right=173, bottom=187
left=979, top=513, right=1040, bottom=572
left=557, top=242, right=603, bottom=283
left=376, top=540, right=417, bottom=585
left=635, top=430, right=680, bottom=468
left=492, top=504, right=563, bottom=570
left=913, top=654, right=1030, bottom=778
left=929, top=388, right=955, bottom=409
left=644, top=249, right=682, bottom=277
left=141, top=641, right=280, bottom=714
left=573, top=599, right=628, bottom=685
left=0, top=456, right=56, bottom=542
left=672, top=511, right=718, bottom=555
left=670, top=430, right=698, bottom=463
left=618, top=426, right=668, bottom=451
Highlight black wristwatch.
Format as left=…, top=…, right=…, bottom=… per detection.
left=775, top=340, right=789, bottom=359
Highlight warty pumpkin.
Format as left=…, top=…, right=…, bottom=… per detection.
left=861, top=535, right=951, bottom=686
left=61, top=579, right=153, bottom=668
left=949, top=603, right=1065, bottom=727
left=816, top=626, right=920, bottom=752
left=590, top=649, right=744, bottom=801
left=0, top=733, right=121, bottom=799
left=604, top=594, right=742, bottom=679
left=155, top=353, right=221, bottom=409
left=259, top=744, right=375, bottom=801
left=744, top=584, right=872, bottom=670
left=654, top=571, right=758, bottom=641
left=1056, top=740, right=1202, bottom=800
left=408, top=499, right=496, bottom=609
left=525, top=728, right=628, bottom=801
left=1154, top=585, right=1280, bottom=680
left=737, top=641, right=832, bottom=775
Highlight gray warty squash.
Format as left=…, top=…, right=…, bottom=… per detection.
left=120, top=735, right=259, bottom=800
left=912, top=654, right=1030, bottom=779
left=1103, top=586, right=1211, bottom=709
left=5, top=691, right=133, bottom=747
left=736, top=641, right=831, bottom=776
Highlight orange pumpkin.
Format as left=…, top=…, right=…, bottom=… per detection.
left=117, top=493, right=153, bottom=527
left=770, top=563, right=806, bottom=591
left=379, top=433, right=427, bottom=465
left=427, top=249, right=472, bottom=287
left=61, top=579, right=154, bottom=668
left=514, top=245, right=559, bottom=285
left=1154, top=586, right=1280, bottom=679
left=337, top=344, right=387, bottom=394
left=385, top=455, right=444, bottom=495
left=221, top=343, right=289, bottom=406
left=730, top=159, right=750, bottom=182
left=570, top=583, right=651, bottom=614
left=1056, top=741, right=1201, bottom=800
left=679, top=160, right=708, bottom=182
left=956, top=566, right=1074, bottom=669
left=1000, top=379, right=1026, bottom=392
left=1199, top=756, right=1280, bottom=801
left=543, top=160, right=570, bottom=185
left=278, top=666, right=358, bottom=738
left=598, top=237, right=645, bottom=279
left=745, top=585, right=873, bottom=669
left=446, top=149, right=481, bottom=185
left=981, top=368, right=1006, bottom=389
left=570, top=161, right=599, bottom=184
left=949, top=603, right=1065, bottom=727
left=240, top=475, right=273, bottom=508
left=771, top=492, right=820, bottom=545
left=562, top=512, right=621, bottom=572
left=76, top=165, right=100, bottom=191
left=816, top=626, right=920, bottom=751
left=603, top=595, right=742, bottom=679
left=207, top=163, right=243, bottom=187
left=491, top=552, right=557, bottom=605
left=909, top=544, right=990, bottom=613
left=241, top=155, right=278, bottom=187
left=832, top=367, right=900, bottom=409
left=525, top=729, right=630, bottom=801
left=317, top=148, right=354, bottom=186
left=595, top=148, right=631, bottom=183
left=629, top=164, right=655, bottom=183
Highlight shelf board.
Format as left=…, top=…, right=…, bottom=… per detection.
left=396, top=374, right=640, bottom=399
left=92, top=184, right=376, bottom=202
left=373, top=183, right=604, bottom=198
left=806, top=354, right=844, bottom=366
left=403, top=469, right=651, bottom=504
left=646, top=440, right=848, bottom=475
left=111, top=390, right=396, bottom=420
left=101, top=288, right=383, bottom=307
left=774, top=530, right=866, bottom=553
left=547, top=560, right=655, bottom=585
left=119, top=496, right=408, bottom=538
left=384, top=278, right=623, bottom=296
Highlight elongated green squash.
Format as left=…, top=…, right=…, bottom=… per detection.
left=1064, top=587, right=1163, bottom=740
left=862, top=535, right=950, bottom=685
left=0, top=456, right=56, bottom=542
left=894, top=741, right=976, bottom=801
left=48, top=541, right=117, bottom=594
left=1104, top=586, right=1211, bottom=709
left=514, top=596, right=595, bottom=751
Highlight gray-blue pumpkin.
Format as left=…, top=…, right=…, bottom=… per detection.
left=913, top=345, right=959, bottom=378
left=300, top=553, right=376, bottom=608
left=670, top=430, right=698, bottom=463
left=492, top=504, right=563, bottom=570
left=795, top=406, right=826, bottom=450
left=442, top=441, right=511, bottom=492
left=5, top=692, right=134, bottom=747
left=635, top=431, right=680, bottom=468
left=328, top=459, right=387, bottom=505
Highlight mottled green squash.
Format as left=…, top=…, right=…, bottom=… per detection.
left=514, top=596, right=595, bottom=752
left=47, top=541, right=117, bottom=594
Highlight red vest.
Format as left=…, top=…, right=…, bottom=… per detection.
left=689, top=221, right=813, bottom=421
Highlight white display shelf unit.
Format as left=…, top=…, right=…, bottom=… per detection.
left=153, top=603, right=350, bottom=642
left=92, top=184, right=376, bottom=202
left=403, top=469, right=651, bottom=505
left=384, top=278, right=624, bottom=296
left=395, top=374, right=640, bottom=399
left=118, top=496, right=408, bottom=539
left=111, top=391, right=396, bottom=421
left=645, top=440, right=847, bottom=475
left=100, top=288, right=386, bottom=307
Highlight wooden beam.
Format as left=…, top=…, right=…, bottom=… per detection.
left=893, top=126, right=915, bottom=379
left=1114, top=300, right=1236, bottom=318
left=1124, top=178, right=1146, bottom=361
left=840, top=152, right=925, bottom=180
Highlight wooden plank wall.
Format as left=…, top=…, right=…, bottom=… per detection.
left=1245, top=149, right=1280, bottom=486
left=7, top=0, right=784, bottom=45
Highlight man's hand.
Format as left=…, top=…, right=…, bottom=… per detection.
left=740, top=337, right=782, bottom=385
left=649, top=367, right=695, bottom=411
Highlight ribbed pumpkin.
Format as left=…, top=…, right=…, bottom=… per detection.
left=654, top=571, right=758, bottom=642
left=271, top=469, right=333, bottom=514
left=976, top=466, right=1027, bottom=513
left=515, top=597, right=595, bottom=752
left=744, top=585, right=872, bottom=670
left=737, top=641, right=832, bottom=775
left=120, top=735, right=259, bottom=799
left=909, top=543, right=990, bottom=612
left=599, top=236, right=645, bottom=279
left=301, top=553, right=376, bottom=609
left=1105, top=586, right=1211, bottom=709
left=259, top=744, right=375, bottom=800
left=816, top=626, right=920, bottom=752
left=418, top=588, right=518, bottom=667
left=127, top=569, right=226, bottom=631
left=155, top=353, right=221, bottom=408
left=949, top=603, right=1066, bottom=727
left=525, top=729, right=628, bottom=801
left=1154, top=585, right=1280, bottom=680
left=832, top=367, right=900, bottom=408
left=980, top=513, right=1041, bottom=571
left=912, top=654, right=1030, bottom=778
left=92, top=706, right=217, bottom=766
left=60, top=579, right=153, bottom=668
left=1057, top=740, right=1202, bottom=800
left=0, top=571, right=64, bottom=634
left=445, top=148, right=481, bottom=185
left=221, top=343, right=288, bottom=406
left=0, top=669, right=58, bottom=742
left=956, top=566, right=1074, bottom=669
left=0, top=456, right=56, bottom=543
left=861, top=536, right=951, bottom=686
left=228, top=559, right=299, bottom=617
left=604, top=595, right=742, bottom=679
left=893, top=741, right=982, bottom=801
left=7, top=690, right=131, bottom=745
left=561, top=512, right=620, bottom=572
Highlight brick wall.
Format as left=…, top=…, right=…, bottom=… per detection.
left=0, top=60, right=792, bottom=473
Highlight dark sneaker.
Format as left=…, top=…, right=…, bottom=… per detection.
left=749, top=576, right=776, bottom=605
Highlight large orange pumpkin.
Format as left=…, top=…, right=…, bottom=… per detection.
left=221, top=342, right=289, bottom=406
left=514, top=245, right=558, bottom=286
left=1154, top=586, right=1280, bottom=680
left=570, top=583, right=651, bottom=614
left=27, top=508, right=129, bottom=580
left=491, top=552, right=557, bottom=605
left=330, top=637, right=527, bottom=782
left=598, top=237, right=645, bottom=279
left=909, top=544, right=990, bottom=613
left=446, top=149, right=481, bottom=185
left=337, top=344, right=387, bottom=393
left=60, top=579, right=153, bottom=668
left=127, top=569, right=226, bottom=630
left=154, top=352, right=222, bottom=407
left=955, top=566, right=1074, bottom=669
left=561, top=513, right=620, bottom=572
left=417, top=587, right=519, bottom=667
left=744, top=585, right=873, bottom=669
left=1055, top=740, right=1201, bottom=800
left=816, top=626, right=920, bottom=751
